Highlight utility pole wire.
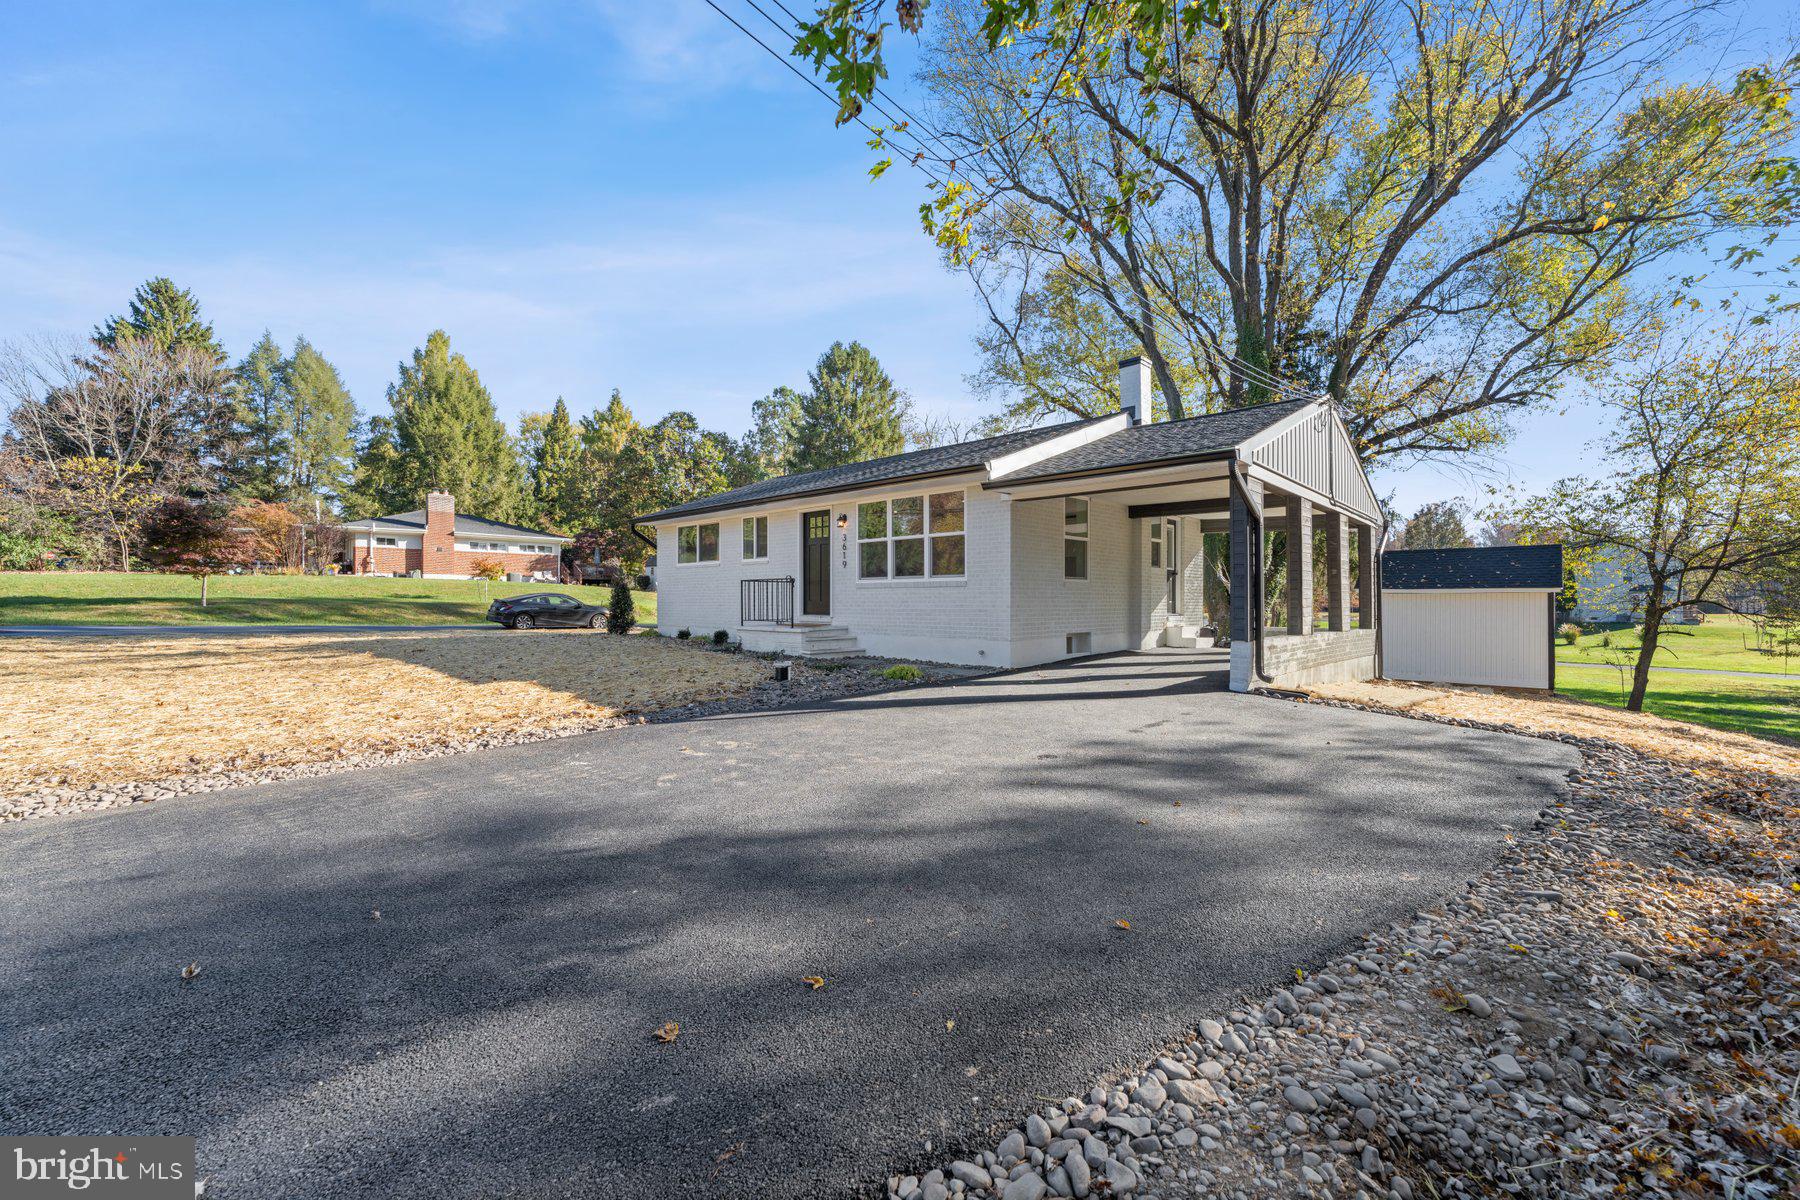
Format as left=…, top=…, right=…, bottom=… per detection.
left=702, top=0, right=1327, bottom=411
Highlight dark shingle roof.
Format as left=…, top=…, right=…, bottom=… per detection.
left=352, top=510, right=569, bottom=540
left=1382, top=545, right=1564, bottom=590
left=637, top=415, right=1117, bottom=523
left=990, top=398, right=1314, bottom=484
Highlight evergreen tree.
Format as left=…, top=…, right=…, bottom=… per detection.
left=342, top=416, right=406, bottom=520
left=284, top=338, right=357, bottom=504
left=606, top=579, right=635, bottom=634
left=231, top=332, right=291, bottom=501
left=531, top=397, right=582, bottom=531
left=598, top=412, right=728, bottom=572
left=93, top=277, right=226, bottom=363
left=380, top=330, right=523, bottom=519
left=732, top=385, right=803, bottom=484
left=789, top=341, right=908, bottom=474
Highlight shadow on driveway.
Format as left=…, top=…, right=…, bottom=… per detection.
left=0, top=652, right=1578, bottom=1199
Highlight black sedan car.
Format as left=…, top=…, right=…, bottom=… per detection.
left=485, top=592, right=607, bottom=629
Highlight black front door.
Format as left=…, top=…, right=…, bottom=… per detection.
left=802, top=509, right=831, bottom=616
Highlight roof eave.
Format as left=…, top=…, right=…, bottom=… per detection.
left=635, top=463, right=991, bottom=525
left=979, top=447, right=1240, bottom=491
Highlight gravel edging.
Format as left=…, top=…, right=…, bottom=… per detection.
left=1, top=649, right=981, bottom=824
left=879, top=697, right=1799, bottom=1200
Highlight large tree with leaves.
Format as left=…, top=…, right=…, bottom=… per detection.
left=801, top=1, right=1796, bottom=463
left=346, top=331, right=522, bottom=519
left=527, top=397, right=584, bottom=531
left=790, top=340, right=910, bottom=473
left=283, top=338, right=357, bottom=504
left=231, top=332, right=290, bottom=501
left=1519, top=322, right=1800, bottom=710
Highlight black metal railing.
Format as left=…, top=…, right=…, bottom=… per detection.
left=740, top=576, right=795, bottom=626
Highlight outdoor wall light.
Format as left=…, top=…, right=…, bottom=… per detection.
left=836, top=513, right=848, bottom=529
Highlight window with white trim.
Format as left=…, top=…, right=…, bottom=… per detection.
left=374, top=536, right=399, bottom=547
left=677, top=522, right=719, bottom=564
left=857, top=490, right=966, bottom=579
left=1148, top=520, right=1163, bottom=569
left=1063, top=497, right=1089, bottom=580
left=741, top=516, right=769, bottom=560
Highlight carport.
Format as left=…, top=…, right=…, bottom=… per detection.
left=985, top=361, right=1387, bottom=692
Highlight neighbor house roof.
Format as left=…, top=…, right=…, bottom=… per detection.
left=636, top=414, right=1118, bottom=523
left=342, top=510, right=571, bottom=541
left=1382, top=545, right=1564, bottom=591
left=987, top=398, right=1313, bottom=485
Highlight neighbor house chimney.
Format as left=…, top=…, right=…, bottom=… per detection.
left=1118, top=355, right=1151, bottom=425
left=425, top=491, right=455, bottom=568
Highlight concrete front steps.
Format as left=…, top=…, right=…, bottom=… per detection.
left=797, top=625, right=866, bottom=658
left=1160, top=619, right=1209, bottom=649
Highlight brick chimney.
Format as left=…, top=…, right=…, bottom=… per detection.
left=424, top=491, right=455, bottom=565
left=1118, top=355, right=1152, bottom=425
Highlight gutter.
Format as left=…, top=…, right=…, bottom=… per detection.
left=1228, top=459, right=1274, bottom=685
left=628, top=520, right=657, bottom=551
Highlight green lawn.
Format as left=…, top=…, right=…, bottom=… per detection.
left=1557, top=663, right=1799, bottom=743
left=1557, top=613, right=1798, bottom=676
left=0, top=571, right=658, bottom=627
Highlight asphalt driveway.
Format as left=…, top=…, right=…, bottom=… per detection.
left=0, top=650, right=1578, bottom=1198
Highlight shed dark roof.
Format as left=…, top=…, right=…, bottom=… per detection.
left=637, top=415, right=1116, bottom=523
left=349, top=510, right=570, bottom=540
left=1382, top=545, right=1564, bottom=590
left=989, top=398, right=1313, bottom=484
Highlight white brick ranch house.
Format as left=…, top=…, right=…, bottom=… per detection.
left=635, top=360, right=1387, bottom=692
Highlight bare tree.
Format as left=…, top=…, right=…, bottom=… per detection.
left=2, top=335, right=235, bottom=495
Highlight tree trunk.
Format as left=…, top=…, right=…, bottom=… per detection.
left=201, top=573, right=209, bottom=608
left=1627, top=593, right=1666, bottom=712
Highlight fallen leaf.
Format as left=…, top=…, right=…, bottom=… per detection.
left=180, top=961, right=201, bottom=982
left=801, top=975, right=825, bottom=990
left=1114, top=919, right=1132, bottom=931
left=1136, top=819, right=1149, bottom=825
left=945, top=1019, right=955, bottom=1031
left=652, top=1020, right=680, bottom=1043
left=370, top=909, right=382, bottom=921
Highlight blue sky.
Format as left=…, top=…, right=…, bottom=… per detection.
left=1, top=1, right=1792, bottom=515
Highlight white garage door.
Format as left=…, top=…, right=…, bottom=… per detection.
left=1382, top=590, right=1551, bottom=689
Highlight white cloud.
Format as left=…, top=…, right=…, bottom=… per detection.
left=0, top=203, right=978, bottom=434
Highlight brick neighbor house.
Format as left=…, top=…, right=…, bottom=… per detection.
left=339, top=492, right=572, bottom=580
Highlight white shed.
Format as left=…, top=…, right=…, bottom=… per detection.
left=1380, top=546, right=1564, bottom=690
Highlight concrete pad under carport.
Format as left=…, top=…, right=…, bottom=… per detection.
left=0, top=651, right=1578, bottom=1199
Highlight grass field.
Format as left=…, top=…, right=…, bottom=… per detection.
left=0, top=571, right=657, bottom=627
left=1558, top=613, right=1797, bottom=675
left=1556, top=663, right=1798, bottom=743
left=0, top=630, right=759, bottom=795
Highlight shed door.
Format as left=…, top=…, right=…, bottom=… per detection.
left=1381, top=591, right=1550, bottom=689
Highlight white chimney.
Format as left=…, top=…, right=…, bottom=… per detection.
left=1118, top=355, right=1151, bottom=425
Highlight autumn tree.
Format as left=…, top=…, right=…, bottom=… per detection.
left=1520, top=323, right=1800, bottom=710
left=813, top=0, right=1795, bottom=462
left=140, top=496, right=257, bottom=605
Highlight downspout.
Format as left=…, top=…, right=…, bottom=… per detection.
left=1373, top=515, right=1390, bottom=679
left=1228, top=460, right=1274, bottom=685
left=628, top=520, right=657, bottom=552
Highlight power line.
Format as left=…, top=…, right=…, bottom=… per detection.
left=703, top=0, right=1326, bottom=407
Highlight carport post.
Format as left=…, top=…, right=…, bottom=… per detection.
left=1285, top=496, right=1312, bottom=635
left=1323, top=511, right=1351, bottom=632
